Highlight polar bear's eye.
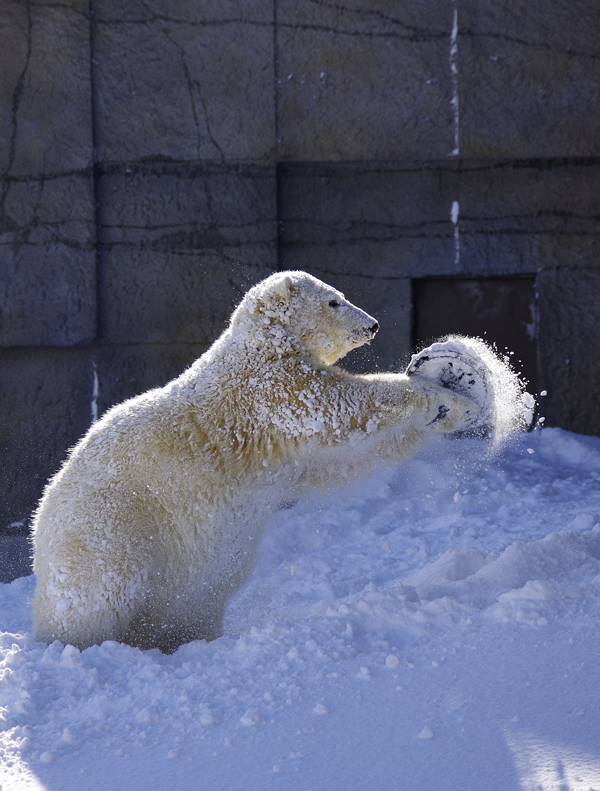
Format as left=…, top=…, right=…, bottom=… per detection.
left=328, top=300, right=340, bottom=308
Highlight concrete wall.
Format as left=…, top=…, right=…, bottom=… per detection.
left=1, top=0, right=599, bottom=559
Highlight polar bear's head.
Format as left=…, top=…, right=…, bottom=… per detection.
left=231, top=271, right=379, bottom=365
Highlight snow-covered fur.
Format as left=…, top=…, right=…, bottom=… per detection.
left=32, top=272, right=477, bottom=652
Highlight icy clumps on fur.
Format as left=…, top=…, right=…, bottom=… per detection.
left=407, top=335, right=533, bottom=451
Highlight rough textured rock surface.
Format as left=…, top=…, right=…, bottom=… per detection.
left=96, top=163, right=277, bottom=344
left=277, top=0, right=456, bottom=160
left=0, top=342, right=207, bottom=547
left=279, top=160, right=600, bottom=278
left=0, top=0, right=93, bottom=176
left=92, top=343, right=208, bottom=416
left=0, top=536, right=30, bottom=583
left=459, top=0, right=600, bottom=158
left=0, top=0, right=96, bottom=347
left=537, top=269, right=600, bottom=436
left=0, top=0, right=599, bottom=537
left=457, top=160, right=600, bottom=274
left=93, top=0, right=276, bottom=163
left=0, top=347, right=93, bottom=527
left=278, top=162, right=458, bottom=280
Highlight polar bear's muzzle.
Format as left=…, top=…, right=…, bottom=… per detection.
left=344, top=304, right=379, bottom=340
left=348, top=319, right=379, bottom=348
left=352, top=321, right=378, bottom=345
left=350, top=316, right=379, bottom=345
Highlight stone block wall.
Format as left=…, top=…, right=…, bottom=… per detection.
left=1, top=0, right=599, bottom=563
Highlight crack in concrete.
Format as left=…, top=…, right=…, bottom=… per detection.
left=1, top=0, right=33, bottom=217
left=282, top=233, right=454, bottom=248
left=142, top=13, right=225, bottom=164
left=279, top=163, right=453, bottom=178
left=77, top=155, right=581, bottom=178
left=173, top=39, right=202, bottom=160
left=2, top=217, right=93, bottom=228
left=460, top=228, right=600, bottom=237
left=1, top=168, right=95, bottom=251
left=0, top=238, right=96, bottom=251
left=96, top=160, right=274, bottom=177
left=97, top=238, right=275, bottom=251
left=303, top=0, right=447, bottom=39
left=306, top=266, right=409, bottom=281
left=197, top=95, right=226, bottom=163
left=279, top=157, right=600, bottom=180
left=95, top=10, right=444, bottom=41
left=96, top=17, right=271, bottom=29
left=455, top=156, right=600, bottom=172
left=279, top=210, right=600, bottom=233
left=461, top=28, right=600, bottom=61
left=154, top=26, right=198, bottom=161
left=460, top=210, right=600, bottom=222
left=280, top=224, right=600, bottom=248
left=1, top=168, right=94, bottom=184
left=281, top=218, right=448, bottom=231
left=98, top=221, right=267, bottom=231
left=278, top=21, right=445, bottom=42
left=19, top=173, right=47, bottom=248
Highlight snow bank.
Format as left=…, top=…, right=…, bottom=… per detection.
left=2, top=427, right=600, bottom=790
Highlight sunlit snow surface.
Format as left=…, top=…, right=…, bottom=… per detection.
left=2, top=427, right=600, bottom=790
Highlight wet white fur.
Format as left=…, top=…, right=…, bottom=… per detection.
left=32, top=272, right=477, bottom=652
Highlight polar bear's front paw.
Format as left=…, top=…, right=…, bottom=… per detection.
left=406, top=339, right=493, bottom=437
left=427, top=404, right=450, bottom=425
left=424, top=397, right=480, bottom=434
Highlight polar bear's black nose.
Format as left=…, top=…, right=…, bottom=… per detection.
left=369, top=322, right=379, bottom=336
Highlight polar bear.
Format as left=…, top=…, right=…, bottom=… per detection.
left=32, top=271, right=492, bottom=652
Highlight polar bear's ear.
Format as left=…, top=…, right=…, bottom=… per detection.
left=244, top=273, right=295, bottom=319
left=271, top=275, right=293, bottom=302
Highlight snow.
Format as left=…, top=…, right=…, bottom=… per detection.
left=406, top=335, right=531, bottom=447
left=2, top=426, right=600, bottom=790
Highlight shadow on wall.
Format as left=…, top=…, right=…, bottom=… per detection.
left=413, top=276, right=538, bottom=394
left=0, top=529, right=31, bottom=583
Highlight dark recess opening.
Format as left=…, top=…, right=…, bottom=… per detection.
left=413, top=277, right=538, bottom=393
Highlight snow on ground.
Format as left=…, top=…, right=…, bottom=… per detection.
left=2, top=427, right=600, bottom=790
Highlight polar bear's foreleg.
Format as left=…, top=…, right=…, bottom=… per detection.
left=295, top=375, right=476, bottom=492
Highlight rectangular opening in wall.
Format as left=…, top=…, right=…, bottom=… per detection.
left=413, top=276, right=537, bottom=393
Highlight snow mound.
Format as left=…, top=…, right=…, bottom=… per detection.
left=2, top=429, right=600, bottom=789
left=536, top=426, right=600, bottom=471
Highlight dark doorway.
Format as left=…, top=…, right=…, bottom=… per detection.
left=413, top=277, right=538, bottom=393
